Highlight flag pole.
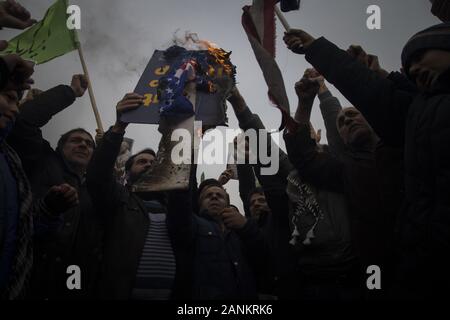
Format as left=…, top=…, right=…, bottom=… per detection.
left=275, top=5, right=291, bottom=32
left=77, top=43, right=104, bottom=133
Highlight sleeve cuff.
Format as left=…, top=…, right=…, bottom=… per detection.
left=318, top=90, right=333, bottom=101
left=105, top=127, right=125, bottom=141
left=305, top=37, right=339, bottom=72
left=61, top=84, right=76, bottom=101
left=235, top=106, right=253, bottom=124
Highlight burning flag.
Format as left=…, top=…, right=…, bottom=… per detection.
left=120, top=37, right=235, bottom=126
left=157, top=44, right=235, bottom=120
left=122, top=33, right=237, bottom=193
left=242, top=0, right=300, bottom=131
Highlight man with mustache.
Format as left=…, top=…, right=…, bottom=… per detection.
left=86, top=93, right=186, bottom=300
left=283, top=67, right=405, bottom=299
left=5, top=74, right=103, bottom=300
left=283, top=21, right=450, bottom=299
left=166, top=177, right=258, bottom=300
left=0, top=59, right=78, bottom=299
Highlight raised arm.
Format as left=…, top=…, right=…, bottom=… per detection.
left=284, top=29, right=414, bottom=147
left=294, top=69, right=319, bottom=125
left=7, top=75, right=87, bottom=173
left=86, top=93, right=143, bottom=214
left=227, top=87, right=293, bottom=186
left=236, top=164, right=256, bottom=218
left=284, top=123, right=345, bottom=193
left=18, top=75, right=85, bottom=127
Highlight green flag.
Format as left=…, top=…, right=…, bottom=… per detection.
left=1, top=0, right=78, bottom=64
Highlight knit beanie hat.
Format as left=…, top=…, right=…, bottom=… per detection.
left=401, top=22, right=450, bottom=77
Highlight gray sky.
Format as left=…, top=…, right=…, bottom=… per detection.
left=2, top=0, right=438, bottom=212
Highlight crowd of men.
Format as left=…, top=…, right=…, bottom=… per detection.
left=1, top=0, right=450, bottom=300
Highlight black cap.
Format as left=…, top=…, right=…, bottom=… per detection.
left=401, top=22, right=450, bottom=77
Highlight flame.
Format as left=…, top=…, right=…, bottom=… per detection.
left=201, top=40, right=233, bottom=76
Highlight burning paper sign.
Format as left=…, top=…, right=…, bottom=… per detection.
left=121, top=38, right=236, bottom=126
left=125, top=34, right=236, bottom=192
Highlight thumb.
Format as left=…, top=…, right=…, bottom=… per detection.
left=47, top=185, right=63, bottom=195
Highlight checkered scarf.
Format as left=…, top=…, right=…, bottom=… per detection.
left=1, top=142, right=33, bottom=300
left=286, top=170, right=323, bottom=247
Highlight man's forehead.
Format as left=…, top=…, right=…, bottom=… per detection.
left=202, top=185, right=227, bottom=196
left=134, top=153, right=155, bottom=161
left=68, top=131, right=93, bottom=141
left=250, top=192, right=265, bottom=201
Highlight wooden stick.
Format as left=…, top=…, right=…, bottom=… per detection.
left=77, top=45, right=104, bottom=133
left=275, top=5, right=291, bottom=32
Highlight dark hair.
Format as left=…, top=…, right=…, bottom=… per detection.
left=56, top=128, right=94, bottom=152
left=197, top=178, right=230, bottom=205
left=247, top=187, right=265, bottom=204
left=125, top=148, right=156, bottom=172
left=198, top=178, right=222, bottom=196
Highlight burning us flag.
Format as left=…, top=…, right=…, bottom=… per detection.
left=121, top=34, right=236, bottom=126
left=158, top=45, right=235, bottom=120
left=123, top=33, right=236, bottom=193
left=242, top=0, right=300, bottom=131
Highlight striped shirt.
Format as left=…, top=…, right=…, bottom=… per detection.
left=131, top=201, right=176, bottom=300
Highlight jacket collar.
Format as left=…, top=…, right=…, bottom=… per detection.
left=56, top=150, right=86, bottom=184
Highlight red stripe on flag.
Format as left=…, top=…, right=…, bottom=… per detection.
left=242, top=0, right=277, bottom=57
left=242, top=0, right=297, bottom=131
left=263, top=0, right=277, bottom=57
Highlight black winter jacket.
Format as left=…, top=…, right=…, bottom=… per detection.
left=304, top=37, right=450, bottom=298
left=7, top=85, right=103, bottom=299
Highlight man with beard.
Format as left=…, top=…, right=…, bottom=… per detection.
left=247, top=187, right=271, bottom=226
left=167, top=178, right=258, bottom=300
left=86, top=93, right=186, bottom=300
left=283, top=22, right=450, bottom=298
left=5, top=74, right=103, bottom=300
left=283, top=77, right=403, bottom=299
left=0, top=58, right=78, bottom=299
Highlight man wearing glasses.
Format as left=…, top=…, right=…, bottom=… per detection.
left=7, top=74, right=102, bottom=300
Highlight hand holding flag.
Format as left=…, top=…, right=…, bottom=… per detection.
left=242, top=0, right=301, bottom=131
left=283, top=28, right=316, bottom=55
left=1, top=0, right=105, bottom=133
left=1, top=0, right=77, bottom=64
left=70, top=74, right=88, bottom=98
left=0, top=0, right=36, bottom=30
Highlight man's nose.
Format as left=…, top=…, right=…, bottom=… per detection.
left=344, top=117, right=353, bottom=126
left=210, top=194, right=219, bottom=201
left=78, top=140, right=88, bottom=148
left=143, top=163, right=152, bottom=170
